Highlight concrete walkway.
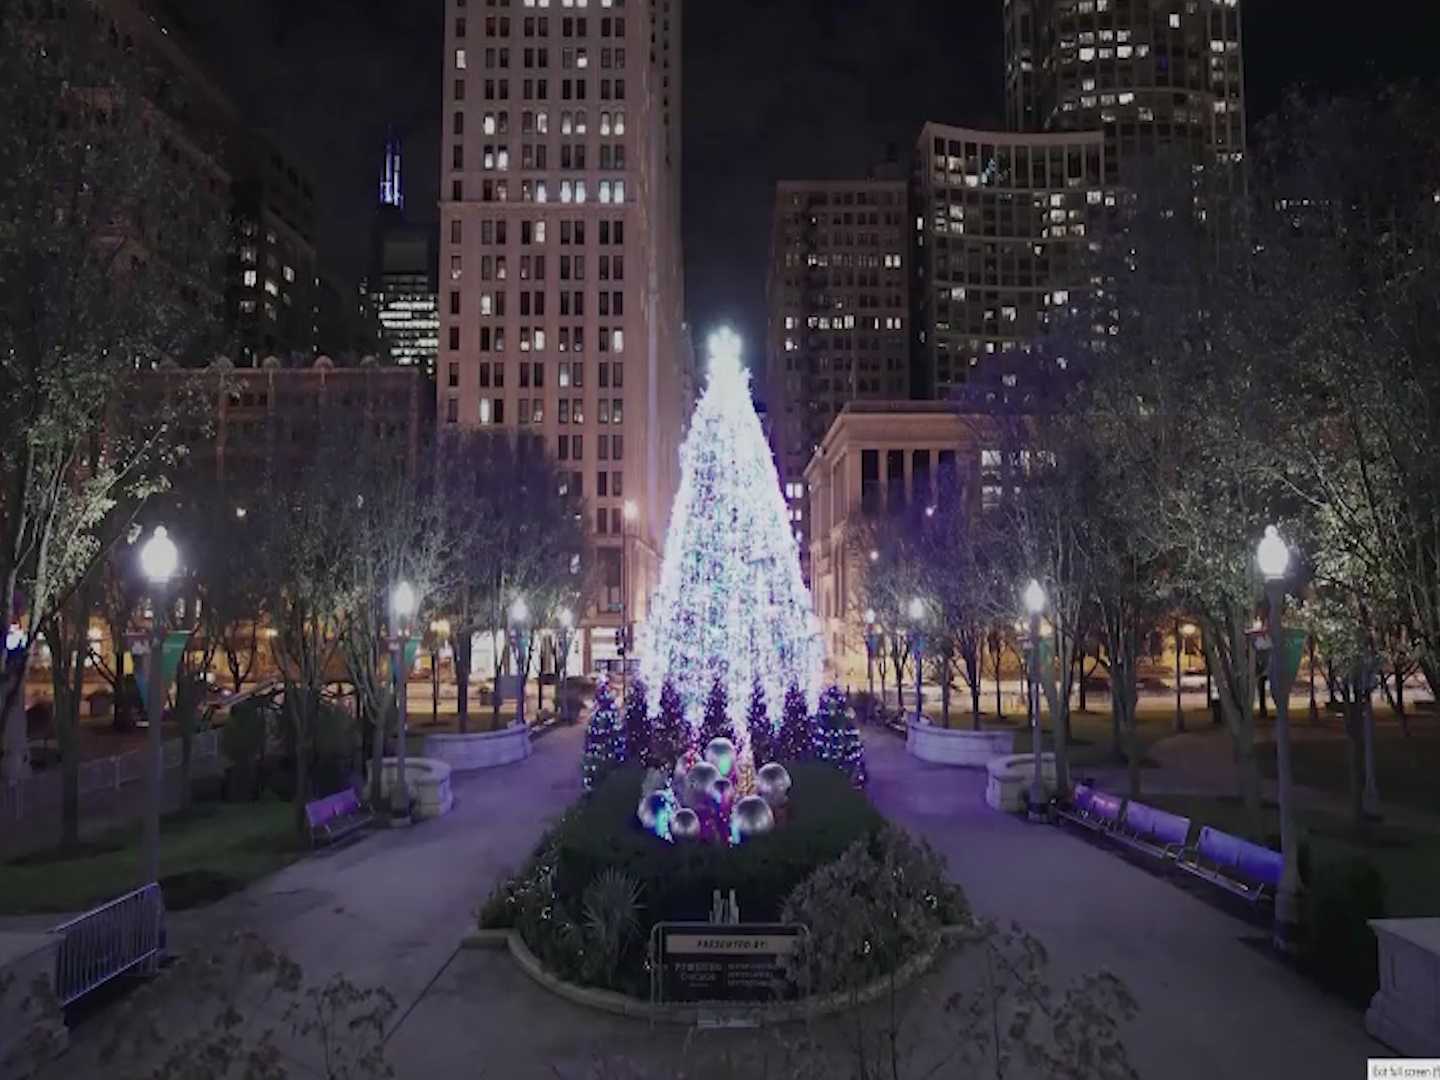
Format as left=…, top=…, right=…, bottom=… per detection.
left=46, top=722, right=1389, bottom=1078
left=861, top=728, right=1385, bottom=1079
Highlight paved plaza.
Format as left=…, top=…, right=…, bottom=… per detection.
left=45, top=723, right=1387, bottom=1078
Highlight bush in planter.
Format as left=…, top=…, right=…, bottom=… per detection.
left=311, top=702, right=359, bottom=797
left=781, top=825, right=968, bottom=995
left=1303, top=854, right=1385, bottom=1004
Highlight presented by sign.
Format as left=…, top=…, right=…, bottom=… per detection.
left=652, top=923, right=806, bottom=1004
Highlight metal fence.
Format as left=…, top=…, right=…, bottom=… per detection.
left=49, top=882, right=166, bottom=1007
left=0, top=731, right=219, bottom=824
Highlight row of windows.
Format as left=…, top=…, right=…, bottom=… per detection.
left=457, top=325, right=625, bottom=353
left=465, top=177, right=627, bottom=203
left=463, top=44, right=627, bottom=69
left=470, top=289, right=626, bottom=317
left=469, top=142, right=628, bottom=171
left=455, top=359, right=624, bottom=389
left=465, top=218, right=624, bottom=246
left=469, top=75, right=627, bottom=101
left=471, top=108, right=625, bottom=135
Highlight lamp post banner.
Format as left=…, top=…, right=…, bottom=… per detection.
left=1272, top=627, right=1306, bottom=701
left=138, top=630, right=191, bottom=720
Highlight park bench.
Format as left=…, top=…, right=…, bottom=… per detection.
left=1177, top=825, right=1282, bottom=903
left=305, top=789, right=374, bottom=847
left=1058, top=786, right=1126, bottom=835
left=1111, top=800, right=1192, bottom=860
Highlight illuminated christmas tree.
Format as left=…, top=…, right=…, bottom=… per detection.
left=777, top=683, right=815, bottom=763
left=746, top=680, right=776, bottom=766
left=697, top=678, right=735, bottom=747
left=581, top=678, right=626, bottom=789
left=640, top=328, right=823, bottom=770
left=622, top=679, right=652, bottom=767
left=815, top=684, right=867, bottom=787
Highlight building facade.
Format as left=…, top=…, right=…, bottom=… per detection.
left=765, top=178, right=909, bottom=581
left=911, top=122, right=1113, bottom=397
left=804, top=403, right=1004, bottom=684
left=437, top=0, right=689, bottom=667
left=1004, top=0, right=1246, bottom=172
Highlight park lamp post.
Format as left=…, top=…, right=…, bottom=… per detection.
left=136, top=526, right=183, bottom=886
left=1256, top=525, right=1305, bottom=953
left=428, top=619, right=450, bottom=724
left=508, top=596, right=531, bottom=729
left=1175, top=619, right=1198, bottom=734
left=863, top=607, right=880, bottom=710
left=908, top=597, right=926, bottom=724
left=556, top=607, right=574, bottom=721
left=389, top=581, right=420, bottom=822
left=1023, top=578, right=1048, bottom=815
left=621, top=499, right=638, bottom=703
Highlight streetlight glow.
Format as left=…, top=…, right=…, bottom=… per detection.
left=868, top=548, right=879, bottom=562
left=558, top=607, right=574, bottom=629
left=1257, top=524, right=1290, bottom=581
left=864, top=608, right=876, bottom=624
left=139, top=526, right=179, bottom=584
left=510, top=596, right=529, bottom=623
left=1024, top=578, right=1047, bottom=615
left=908, top=596, right=926, bottom=622
left=925, top=505, right=936, bottom=518
left=391, top=581, right=418, bottom=620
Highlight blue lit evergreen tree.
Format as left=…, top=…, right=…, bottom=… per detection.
left=581, top=678, right=625, bottom=789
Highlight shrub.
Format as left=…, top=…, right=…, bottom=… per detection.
left=580, top=868, right=644, bottom=988
left=1304, top=855, right=1385, bottom=1004
left=781, top=825, right=968, bottom=995
left=480, top=763, right=886, bottom=995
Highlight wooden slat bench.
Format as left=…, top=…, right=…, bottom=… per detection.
left=305, top=789, right=374, bottom=847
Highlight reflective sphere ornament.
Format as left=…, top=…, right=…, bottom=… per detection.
left=670, top=807, right=701, bottom=840
left=637, top=790, right=673, bottom=832
left=731, top=795, right=775, bottom=841
left=756, top=762, right=792, bottom=807
left=703, top=737, right=736, bottom=778
left=711, top=777, right=733, bottom=805
left=684, top=762, right=720, bottom=806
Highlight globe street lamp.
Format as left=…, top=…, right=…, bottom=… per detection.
left=429, top=619, right=451, bottom=724
left=137, top=526, right=181, bottom=885
left=621, top=499, right=638, bottom=704
left=863, top=607, right=879, bottom=714
left=1256, top=525, right=1303, bottom=952
left=907, top=597, right=926, bottom=724
left=508, top=596, right=531, bottom=729
left=556, top=606, right=574, bottom=721
left=1023, top=578, right=1048, bottom=815
left=389, top=581, right=419, bottom=821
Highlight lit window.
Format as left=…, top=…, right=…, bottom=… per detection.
left=614, top=110, right=625, bottom=134
left=1168, top=12, right=1180, bottom=27
left=613, top=329, right=624, bottom=352
left=242, top=269, right=257, bottom=287
left=456, top=48, right=467, bottom=69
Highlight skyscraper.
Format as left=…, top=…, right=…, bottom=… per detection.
left=764, top=178, right=909, bottom=579
left=911, top=123, right=1112, bottom=398
left=1004, top=0, right=1246, bottom=172
left=372, top=135, right=440, bottom=374
left=438, top=0, right=689, bottom=665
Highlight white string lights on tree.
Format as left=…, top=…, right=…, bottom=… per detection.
left=640, top=327, right=823, bottom=768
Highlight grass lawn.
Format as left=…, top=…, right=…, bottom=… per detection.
left=0, top=798, right=308, bottom=916
left=1144, top=791, right=1440, bottom=919
left=995, top=705, right=1199, bottom=769
left=1255, top=720, right=1440, bottom=819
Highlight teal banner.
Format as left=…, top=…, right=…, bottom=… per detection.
left=137, top=630, right=192, bottom=721
left=1271, top=627, right=1307, bottom=702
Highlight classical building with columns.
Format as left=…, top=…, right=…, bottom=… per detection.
left=803, top=402, right=1012, bottom=685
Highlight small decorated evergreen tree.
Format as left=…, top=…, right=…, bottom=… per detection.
left=581, top=678, right=626, bottom=789
left=697, top=677, right=735, bottom=748
left=746, top=679, right=775, bottom=765
left=777, top=682, right=814, bottom=762
left=815, top=684, right=867, bottom=786
left=622, top=678, right=652, bottom=767
left=652, top=678, right=691, bottom=768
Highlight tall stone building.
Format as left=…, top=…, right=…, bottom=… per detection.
left=438, top=0, right=690, bottom=666
left=1004, top=0, right=1246, bottom=172
left=764, top=178, right=909, bottom=581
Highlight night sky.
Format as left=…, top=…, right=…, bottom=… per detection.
left=184, top=0, right=1438, bottom=377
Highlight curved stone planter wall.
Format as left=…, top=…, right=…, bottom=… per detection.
left=985, top=752, right=1058, bottom=812
left=906, top=721, right=1015, bottom=766
left=374, top=757, right=454, bottom=819
left=464, top=925, right=979, bottom=1025
left=411, top=724, right=533, bottom=772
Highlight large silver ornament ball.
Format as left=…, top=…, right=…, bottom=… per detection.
left=637, top=790, right=672, bottom=831
left=756, top=762, right=793, bottom=807
left=670, top=807, right=701, bottom=840
left=732, top=795, right=775, bottom=839
left=703, top=737, right=737, bottom=778
left=711, top=777, right=733, bottom=805
left=684, top=762, right=720, bottom=806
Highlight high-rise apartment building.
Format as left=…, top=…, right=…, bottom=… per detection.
left=1004, top=0, right=1245, bottom=171
left=911, top=122, right=1113, bottom=398
left=765, top=179, right=909, bottom=580
left=438, top=0, right=689, bottom=666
